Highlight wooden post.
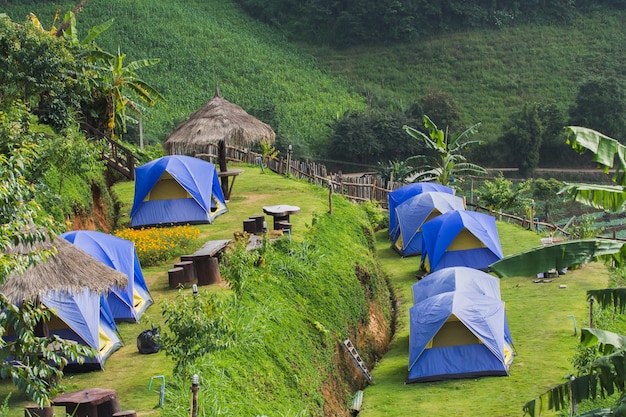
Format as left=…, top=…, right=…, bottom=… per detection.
left=218, top=140, right=228, bottom=196
left=589, top=296, right=594, bottom=328
left=191, top=374, right=199, bottom=417
left=328, top=178, right=333, bottom=215
left=286, top=145, right=292, bottom=176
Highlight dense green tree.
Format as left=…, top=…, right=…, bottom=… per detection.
left=0, top=13, right=89, bottom=131
left=419, top=89, right=463, bottom=134
left=234, top=0, right=595, bottom=46
left=327, top=109, right=424, bottom=169
left=536, top=103, right=576, bottom=167
left=477, top=173, right=530, bottom=214
left=568, top=77, right=626, bottom=144
left=499, top=102, right=544, bottom=178
left=533, top=178, right=563, bottom=222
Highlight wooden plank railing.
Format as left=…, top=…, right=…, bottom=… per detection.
left=222, top=146, right=584, bottom=235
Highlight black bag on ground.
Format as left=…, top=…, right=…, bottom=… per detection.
left=137, top=328, right=160, bottom=354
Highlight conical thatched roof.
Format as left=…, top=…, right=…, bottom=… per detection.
left=163, top=86, right=276, bottom=156
left=1, top=236, right=128, bottom=303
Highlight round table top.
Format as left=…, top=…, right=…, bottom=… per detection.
left=262, top=205, right=301, bottom=216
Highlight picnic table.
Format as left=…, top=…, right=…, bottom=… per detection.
left=262, top=205, right=300, bottom=230
left=52, top=388, right=121, bottom=417
left=193, top=239, right=231, bottom=257
left=217, top=169, right=243, bottom=200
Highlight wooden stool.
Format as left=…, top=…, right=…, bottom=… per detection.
left=24, top=407, right=53, bottom=417
left=113, top=411, right=137, bottom=417
left=174, top=260, right=195, bottom=282
left=168, top=267, right=186, bottom=289
left=243, top=219, right=257, bottom=233
left=196, top=256, right=221, bottom=286
left=180, top=255, right=197, bottom=280
left=249, top=215, right=266, bottom=233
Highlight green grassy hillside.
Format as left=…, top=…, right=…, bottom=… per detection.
left=6, top=1, right=626, bottom=160
left=302, top=10, right=626, bottom=142
left=4, top=0, right=366, bottom=157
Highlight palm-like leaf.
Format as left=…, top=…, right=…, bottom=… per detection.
left=560, top=126, right=626, bottom=212
left=587, top=288, right=626, bottom=315
left=566, top=126, right=626, bottom=184
left=558, top=182, right=626, bottom=212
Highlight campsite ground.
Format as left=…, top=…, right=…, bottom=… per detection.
left=360, top=223, right=608, bottom=416
left=0, top=163, right=611, bottom=416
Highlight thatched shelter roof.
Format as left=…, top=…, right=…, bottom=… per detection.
left=1, top=236, right=128, bottom=303
left=163, top=86, right=276, bottom=156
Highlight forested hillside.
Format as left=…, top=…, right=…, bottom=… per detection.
left=5, top=0, right=626, bottom=171
left=235, top=0, right=624, bottom=45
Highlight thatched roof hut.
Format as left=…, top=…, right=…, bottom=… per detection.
left=1, top=236, right=128, bottom=303
left=163, top=85, right=276, bottom=157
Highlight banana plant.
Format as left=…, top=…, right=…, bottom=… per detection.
left=403, top=115, right=487, bottom=186
left=90, top=48, right=166, bottom=139
left=524, top=328, right=626, bottom=417
left=560, top=126, right=626, bottom=212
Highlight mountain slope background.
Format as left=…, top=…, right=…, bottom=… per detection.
left=5, top=1, right=626, bottom=164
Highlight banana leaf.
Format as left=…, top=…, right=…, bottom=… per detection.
left=488, top=239, right=624, bottom=278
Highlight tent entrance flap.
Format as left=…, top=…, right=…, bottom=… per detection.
left=431, top=317, right=480, bottom=348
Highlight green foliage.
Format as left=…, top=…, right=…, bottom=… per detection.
left=569, top=77, right=626, bottom=143
left=259, top=137, right=279, bottom=173
left=0, top=13, right=88, bottom=131
left=361, top=200, right=385, bottom=230
left=477, top=172, right=531, bottom=213
left=89, top=48, right=166, bottom=139
left=533, top=178, right=564, bottom=222
left=160, top=289, right=237, bottom=379
left=376, top=160, right=415, bottom=185
left=571, top=215, right=604, bottom=240
left=0, top=147, right=60, bottom=279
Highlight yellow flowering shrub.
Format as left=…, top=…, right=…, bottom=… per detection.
left=115, top=225, right=200, bottom=266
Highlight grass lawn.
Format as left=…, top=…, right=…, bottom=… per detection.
left=360, top=222, right=608, bottom=416
left=0, top=163, right=330, bottom=416
left=0, top=165, right=612, bottom=416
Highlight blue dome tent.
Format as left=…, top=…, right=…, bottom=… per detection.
left=388, top=183, right=454, bottom=241
left=407, top=290, right=514, bottom=383
left=130, top=155, right=227, bottom=227
left=412, top=266, right=502, bottom=304
left=420, top=210, right=503, bottom=272
left=61, top=230, right=153, bottom=323
left=392, top=192, right=465, bottom=256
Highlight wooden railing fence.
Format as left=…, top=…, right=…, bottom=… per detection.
left=220, top=146, right=570, bottom=233
left=163, top=144, right=622, bottom=240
